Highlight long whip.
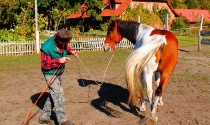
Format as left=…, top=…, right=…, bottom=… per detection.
left=21, top=64, right=62, bottom=125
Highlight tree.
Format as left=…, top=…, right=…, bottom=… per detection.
left=156, top=9, right=170, bottom=24
left=51, top=0, right=72, bottom=30
left=0, top=0, right=17, bottom=29
left=169, top=0, right=187, bottom=9
left=122, top=6, right=163, bottom=29
left=84, top=0, right=104, bottom=21
left=184, top=0, right=199, bottom=9
left=200, top=0, right=210, bottom=10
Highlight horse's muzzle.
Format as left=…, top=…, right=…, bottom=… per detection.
left=103, top=45, right=110, bottom=52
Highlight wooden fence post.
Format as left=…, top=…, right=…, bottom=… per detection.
left=138, top=16, right=140, bottom=23
left=165, top=14, right=169, bottom=31
left=198, top=14, right=204, bottom=50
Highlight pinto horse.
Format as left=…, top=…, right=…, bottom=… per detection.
left=103, top=20, right=178, bottom=122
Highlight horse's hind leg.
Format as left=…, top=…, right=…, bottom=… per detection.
left=139, top=69, right=155, bottom=112
left=139, top=71, right=147, bottom=111
left=151, top=71, right=171, bottom=120
left=155, top=72, right=160, bottom=87
left=155, top=72, right=163, bottom=106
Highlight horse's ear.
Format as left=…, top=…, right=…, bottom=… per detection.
left=113, top=21, right=118, bottom=28
left=108, top=20, right=116, bottom=27
left=108, top=20, right=112, bottom=24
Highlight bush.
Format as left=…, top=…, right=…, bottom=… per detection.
left=172, top=16, right=189, bottom=29
left=171, top=28, right=199, bottom=36
left=0, top=29, right=26, bottom=42
left=100, top=22, right=109, bottom=31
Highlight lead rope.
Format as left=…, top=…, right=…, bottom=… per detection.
left=68, top=53, right=115, bottom=103
left=76, top=54, right=115, bottom=86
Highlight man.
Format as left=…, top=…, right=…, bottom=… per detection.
left=39, top=29, right=78, bottom=125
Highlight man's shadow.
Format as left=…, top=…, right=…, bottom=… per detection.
left=30, top=92, right=59, bottom=125
left=77, top=79, right=142, bottom=118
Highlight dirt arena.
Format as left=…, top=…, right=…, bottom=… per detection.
left=0, top=45, right=210, bottom=125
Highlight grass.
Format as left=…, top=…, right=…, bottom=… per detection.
left=85, top=30, right=106, bottom=35
left=176, top=36, right=198, bottom=47
left=82, top=29, right=200, bottom=47
left=0, top=49, right=130, bottom=80
left=0, top=34, right=205, bottom=73
left=0, top=54, right=40, bottom=73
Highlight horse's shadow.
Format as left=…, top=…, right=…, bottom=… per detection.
left=77, top=79, right=143, bottom=118
left=30, top=92, right=59, bottom=125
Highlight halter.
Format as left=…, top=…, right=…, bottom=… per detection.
left=106, top=22, right=122, bottom=45
left=105, top=32, right=122, bottom=53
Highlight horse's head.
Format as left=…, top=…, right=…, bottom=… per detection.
left=103, top=20, right=123, bottom=52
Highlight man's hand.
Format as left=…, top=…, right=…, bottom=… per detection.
left=71, top=50, right=79, bottom=57
left=60, top=57, right=70, bottom=64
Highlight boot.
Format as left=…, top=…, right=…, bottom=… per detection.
left=61, top=120, right=74, bottom=125
left=38, top=119, right=54, bottom=125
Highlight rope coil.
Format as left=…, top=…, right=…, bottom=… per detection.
left=76, top=54, right=114, bottom=86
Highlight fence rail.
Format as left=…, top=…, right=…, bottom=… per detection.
left=0, top=38, right=134, bottom=56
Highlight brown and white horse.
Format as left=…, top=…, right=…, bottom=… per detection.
left=103, top=20, right=178, bottom=122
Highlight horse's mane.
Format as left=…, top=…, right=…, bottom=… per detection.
left=115, top=20, right=140, bottom=43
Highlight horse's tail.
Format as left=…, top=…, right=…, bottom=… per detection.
left=125, top=35, right=166, bottom=106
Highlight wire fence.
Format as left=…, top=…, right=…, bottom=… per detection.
left=0, top=38, right=134, bottom=56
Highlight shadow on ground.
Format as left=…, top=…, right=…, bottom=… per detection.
left=77, top=78, right=143, bottom=118
left=30, top=92, right=59, bottom=125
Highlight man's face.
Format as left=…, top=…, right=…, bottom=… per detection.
left=57, top=39, right=71, bottom=46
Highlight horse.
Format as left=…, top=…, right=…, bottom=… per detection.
left=103, top=20, right=178, bottom=122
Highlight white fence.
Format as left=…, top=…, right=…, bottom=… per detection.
left=0, top=38, right=134, bottom=56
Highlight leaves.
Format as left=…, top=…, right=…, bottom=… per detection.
left=122, top=6, right=163, bottom=29
left=171, top=16, right=189, bottom=29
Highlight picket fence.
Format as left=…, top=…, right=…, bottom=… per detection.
left=0, top=38, right=134, bottom=56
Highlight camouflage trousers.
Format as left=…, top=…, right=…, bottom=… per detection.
left=39, top=75, right=68, bottom=124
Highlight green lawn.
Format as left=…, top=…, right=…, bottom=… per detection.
left=83, top=30, right=200, bottom=47
left=176, top=36, right=198, bottom=47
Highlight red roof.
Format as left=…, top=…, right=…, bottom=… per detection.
left=115, top=0, right=123, bottom=3
left=66, top=11, right=89, bottom=19
left=174, top=9, right=210, bottom=22
left=100, top=0, right=131, bottom=17
left=66, top=0, right=131, bottom=19
left=66, top=4, right=89, bottom=19
left=103, top=0, right=123, bottom=4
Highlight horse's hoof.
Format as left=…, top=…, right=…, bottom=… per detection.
left=157, top=101, right=163, bottom=106
left=152, top=116, right=158, bottom=122
left=140, top=105, right=146, bottom=111
left=139, top=116, right=157, bottom=125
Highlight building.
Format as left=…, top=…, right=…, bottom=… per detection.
left=174, top=9, right=210, bottom=23
left=66, top=0, right=210, bottom=29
